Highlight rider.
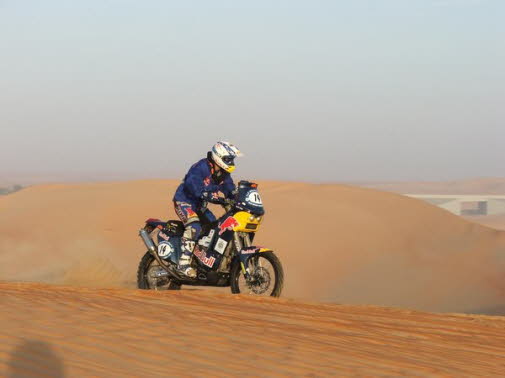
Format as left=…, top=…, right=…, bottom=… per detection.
left=173, top=141, right=242, bottom=277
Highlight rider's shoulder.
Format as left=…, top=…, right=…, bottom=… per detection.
left=189, top=158, right=211, bottom=174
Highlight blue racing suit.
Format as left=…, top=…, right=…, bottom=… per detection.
left=173, top=157, right=235, bottom=240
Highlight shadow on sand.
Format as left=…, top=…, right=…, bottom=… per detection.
left=7, top=340, right=64, bottom=378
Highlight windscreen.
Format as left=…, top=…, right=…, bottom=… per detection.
left=236, top=181, right=265, bottom=215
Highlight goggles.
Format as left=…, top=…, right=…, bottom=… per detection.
left=222, top=155, right=235, bottom=165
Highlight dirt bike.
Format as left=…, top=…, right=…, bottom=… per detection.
left=137, top=180, right=284, bottom=297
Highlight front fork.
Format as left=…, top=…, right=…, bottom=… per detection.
left=234, top=232, right=252, bottom=278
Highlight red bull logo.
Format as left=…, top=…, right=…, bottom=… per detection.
left=241, top=247, right=258, bottom=254
left=219, top=216, right=240, bottom=235
left=193, top=247, right=216, bottom=268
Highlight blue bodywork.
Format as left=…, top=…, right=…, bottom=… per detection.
left=156, top=233, right=182, bottom=265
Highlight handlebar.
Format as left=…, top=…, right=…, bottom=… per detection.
left=222, top=198, right=235, bottom=212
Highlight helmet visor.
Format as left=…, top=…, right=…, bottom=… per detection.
left=222, top=155, right=235, bottom=166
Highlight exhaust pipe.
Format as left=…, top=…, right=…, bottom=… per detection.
left=139, top=228, right=172, bottom=271
left=139, top=228, right=156, bottom=252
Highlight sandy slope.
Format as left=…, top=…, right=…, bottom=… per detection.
left=468, top=214, right=505, bottom=231
left=1, top=180, right=505, bottom=314
left=1, top=282, right=505, bottom=377
left=356, top=176, right=505, bottom=250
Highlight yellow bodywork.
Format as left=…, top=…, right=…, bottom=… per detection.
left=232, top=211, right=263, bottom=233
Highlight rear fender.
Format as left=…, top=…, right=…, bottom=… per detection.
left=238, top=246, right=273, bottom=273
left=145, top=218, right=166, bottom=229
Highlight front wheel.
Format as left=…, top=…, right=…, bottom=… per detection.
left=137, top=251, right=181, bottom=290
left=230, top=252, right=284, bottom=297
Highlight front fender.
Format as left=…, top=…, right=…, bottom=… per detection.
left=238, top=246, right=273, bottom=268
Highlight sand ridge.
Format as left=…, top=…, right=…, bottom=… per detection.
left=1, top=282, right=505, bottom=376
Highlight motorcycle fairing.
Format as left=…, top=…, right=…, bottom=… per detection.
left=229, top=211, right=263, bottom=233
left=156, top=234, right=182, bottom=264
left=193, top=226, right=234, bottom=270
left=235, top=181, right=265, bottom=216
left=187, top=218, right=225, bottom=271
left=193, top=245, right=218, bottom=269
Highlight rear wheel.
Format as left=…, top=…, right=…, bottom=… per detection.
left=137, top=251, right=181, bottom=290
left=230, top=252, right=284, bottom=297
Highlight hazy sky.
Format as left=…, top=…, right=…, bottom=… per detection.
left=1, top=0, right=504, bottom=183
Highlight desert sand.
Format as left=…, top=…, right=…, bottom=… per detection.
left=2, top=283, right=505, bottom=376
left=2, top=180, right=505, bottom=375
left=358, top=176, right=505, bottom=235
left=2, top=180, right=505, bottom=313
left=466, top=214, right=505, bottom=231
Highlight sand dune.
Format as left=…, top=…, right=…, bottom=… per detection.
left=1, top=282, right=505, bottom=376
left=1, top=180, right=505, bottom=314
left=468, top=214, right=505, bottom=231
left=2, top=180, right=505, bottom=375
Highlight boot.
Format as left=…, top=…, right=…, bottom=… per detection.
left=178, top=238, right=196, bottom=278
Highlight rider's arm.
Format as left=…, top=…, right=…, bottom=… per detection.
left=221, top=174, right=236, bottom=199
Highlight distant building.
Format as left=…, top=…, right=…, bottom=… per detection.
left=404, top=194, right=505, bottom=216
left=0, top=185, right=23, bottom=195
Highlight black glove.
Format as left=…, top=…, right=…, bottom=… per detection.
left=201, top=191, right=225, bottom=205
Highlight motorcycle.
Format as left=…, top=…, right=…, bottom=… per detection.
left=137, top=180, right=284, bottom=297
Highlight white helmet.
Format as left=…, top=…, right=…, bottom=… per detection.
left=211, top=141, right=242, bottom=173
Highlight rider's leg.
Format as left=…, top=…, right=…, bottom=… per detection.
left=178, top=222, right=201, bottom=277
left=174, top=201, right=201, bottom=277
left=201, top=208, right=217, bottom=223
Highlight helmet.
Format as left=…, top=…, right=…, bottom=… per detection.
left=211, top=141, right=242, bottom=173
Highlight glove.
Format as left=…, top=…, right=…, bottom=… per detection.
left=201, top=191, right=225, bottom=205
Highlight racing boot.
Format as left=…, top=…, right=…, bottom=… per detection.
left=177, top=238, right=197, bottom=278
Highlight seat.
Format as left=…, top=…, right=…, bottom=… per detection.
left=166, top=220, right=184, bottom=236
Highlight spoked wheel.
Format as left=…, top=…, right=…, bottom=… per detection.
left=230, top=252, right=284, bottom=297
left=137, top=251, right=181, bottom=290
